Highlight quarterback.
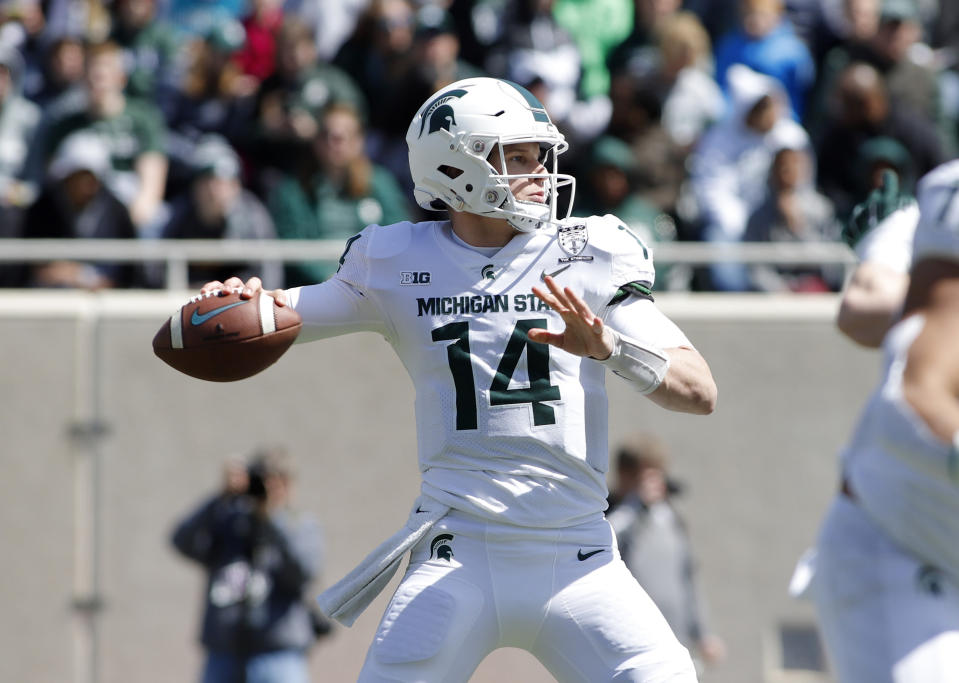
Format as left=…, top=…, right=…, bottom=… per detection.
left=811, top=160, right=959, bottom=682
left=202, top=77, right=717, bottom=682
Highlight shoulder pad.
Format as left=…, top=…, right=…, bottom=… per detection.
left=363, top=221, right=417, bottom=261
left=575, top=214, right=653, bottom=261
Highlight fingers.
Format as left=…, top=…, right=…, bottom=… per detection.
left=268, top=288, right=289, bottom=307
left=527, top=327, right=562, bottom=346
left=534, top=275, right=598, bottom=325
left=199, top=276, right=264, bottom=299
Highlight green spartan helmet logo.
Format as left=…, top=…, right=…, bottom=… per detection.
left=430, top=533, right=454, bottom=561
left=418, top=89, right=468, bottom=138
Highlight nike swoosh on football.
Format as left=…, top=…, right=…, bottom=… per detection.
left=190, top=301, right=248, bottom=326
left=540, top=264, right=571, bottom=282
left=577, top=548, right=605, bottom=561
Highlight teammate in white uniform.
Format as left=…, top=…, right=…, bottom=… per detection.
left=201, top=77, right=717, bottom=681
left=811, top=160, right=959, bottom=682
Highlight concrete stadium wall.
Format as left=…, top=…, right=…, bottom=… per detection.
left=0, top=291, right=878, bottom=683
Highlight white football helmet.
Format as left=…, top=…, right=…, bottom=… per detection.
left=406, top=77, right=575, bottom=232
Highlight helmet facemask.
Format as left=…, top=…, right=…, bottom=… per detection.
left=479, top=139, right=576, bottom=233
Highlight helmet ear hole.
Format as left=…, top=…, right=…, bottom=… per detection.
left=438, top=165, right=464, bottom=179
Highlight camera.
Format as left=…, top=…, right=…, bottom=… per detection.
left=246, top=460, right=268, bottom=501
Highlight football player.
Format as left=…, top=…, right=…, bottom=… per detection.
left=811, top=160, right=959, bottom=682
left=202, top=77, right=717, bottom=682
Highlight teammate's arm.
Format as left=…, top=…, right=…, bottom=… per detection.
left=836, top=173, right=918, bottom=347
left=836, top=261, right=910, bottom=348
left=529, top=275, right=717, bottom=414
left=902, top=296, right=959, bottom=446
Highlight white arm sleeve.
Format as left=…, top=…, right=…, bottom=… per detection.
left=287, top=279, right=389, bottom=343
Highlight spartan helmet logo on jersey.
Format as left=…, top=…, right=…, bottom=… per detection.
left=429, top=533, right=455, bottom=562
left=406, top=77, right=575, bottom=233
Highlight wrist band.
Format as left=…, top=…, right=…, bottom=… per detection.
left=598, top=328, right=671, bottom=395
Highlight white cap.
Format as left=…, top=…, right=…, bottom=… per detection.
left=48, top=133, right=111, bottom=181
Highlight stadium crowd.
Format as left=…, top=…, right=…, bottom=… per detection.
left=0, top=0, right=955, bottom=291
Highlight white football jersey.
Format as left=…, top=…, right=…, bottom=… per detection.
left=855, top=203, right=919, bottom=274
left=842, top=313, right=959, bottom=578
left=290, top=215, right=690, bottom=527
left=912, top=158, right=959, bottom=266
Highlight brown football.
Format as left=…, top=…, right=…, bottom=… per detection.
left=152, top=288, right=302, bottom=382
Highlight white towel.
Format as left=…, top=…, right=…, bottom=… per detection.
left=317, top=496, right=450, bottom=626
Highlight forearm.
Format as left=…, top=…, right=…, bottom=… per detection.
left=646, top=346, right=717, bottom=414
left=287, top=278, right=389, bottom=342
left=601, top=297, right=717, bottom=414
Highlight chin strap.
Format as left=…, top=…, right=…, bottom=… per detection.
left=596, top=327, right=671, bottom=395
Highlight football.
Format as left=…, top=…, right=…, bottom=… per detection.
left=152, top=288, right=302, bottom=382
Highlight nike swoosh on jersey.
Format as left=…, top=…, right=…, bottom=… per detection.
left=577, top=548, right=605, bottom=561
left=190, top=301, right=248, bottom=326
left=540, top=264, right=571, bottom=282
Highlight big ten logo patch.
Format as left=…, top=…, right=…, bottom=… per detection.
left=400, top=271, right=432, bottom=285
left=429, top=534, right=454, bottom=561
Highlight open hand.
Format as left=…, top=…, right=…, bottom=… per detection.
left=529, top=275, right=614, bottom=360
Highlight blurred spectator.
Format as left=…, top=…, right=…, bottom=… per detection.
left=606, top=0, right=683, bottom=81
left=285, top=0, right=369, bottom=62
left=811, top=0, right=881, bottom=66
left=714, top=0, right=816, bottom=121
left=159, top=135, right=282, bottom=290
left=0, top=42, right=42, bottom=240
left=812, top=0, right=950, bottom=148
left=171, top=447, right=326, bottom=683
left=233, top=0, right=284, bottom=83
left=815, top=60, right=946, bottom=220
left=333, top=0, right=416, bottom=136
left=109, top=0, right=180, bottom=113
left=43, top=40, right=169, bottom=234
left=28, top=33, right=87, bottom=112
left=268, top=102, right=411, bottom=286
left=379, top=6, right=486, bottom=194
left=575, top=135, right=685, bottom=289
left=164, top=19, right=257, bottom=193
left=163, top=0, right=246, bottom=38
left=22, top=132, right=140, bottom=289
left=743, top=125, right=842, bottom=292
left=688, top=64, right=810, bottom=290
left=252, top=16, right=366, bottom=193
left=605, top=73, right=687, bottom=225
left=485, top=0, right=610, bottom=150
left=553, top=0, right=633, bottom=98
left=621, top=10, right=725, bottom=151
left=606, top=433, right=727, bottom=673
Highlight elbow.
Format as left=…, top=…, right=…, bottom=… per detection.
left=836, top=307, right=884, bottom=348
left=693, top=378, right=718, bottom=415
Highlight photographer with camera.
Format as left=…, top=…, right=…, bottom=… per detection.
left=171, top=447, right=327, bottom=683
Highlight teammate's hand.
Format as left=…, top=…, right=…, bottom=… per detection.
left=844, top=169, right=916, bottom=246
left=529, top=275, right=614, bottom=360
left=199, top=276, right=289, bottom=306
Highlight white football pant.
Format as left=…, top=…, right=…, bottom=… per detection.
left=358, top=511, right=697, bottom=682
left=814, top=497, right=959, bottom=683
